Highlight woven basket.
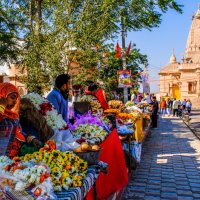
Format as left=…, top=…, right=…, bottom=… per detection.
left=75, top=149, right=102, bottom=165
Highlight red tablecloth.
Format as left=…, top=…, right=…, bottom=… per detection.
left=96, top=129, right=128, bottom=199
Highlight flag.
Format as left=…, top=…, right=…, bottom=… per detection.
left=116, top=42, right=121, bottom=58
left=126, top=42, right=131, bottom=57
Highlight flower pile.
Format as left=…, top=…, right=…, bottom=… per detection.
left=125, top=101, right=135, bottom=107
left=71, top=124, right=108, bottom=144
left=117, top=112, right=140, bottom=123
left=80, top=95, right=103, bottom=116
left=23, top=93, right=68, bottom=130
left=22, top=150, right=88, bottom=191
left=137, top=103, right=151, bottom=109
left=108, top=100, right=124, bottom=111
left=104, top=108, right=120, bottom=114
left=0, top=156, right=54, bottom=198
left=69, top=112, right=110, bottom=132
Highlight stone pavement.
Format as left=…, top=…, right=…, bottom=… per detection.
left=122, top=116, right=200, bottom=200
left=189, top=109, right=200, bottom=136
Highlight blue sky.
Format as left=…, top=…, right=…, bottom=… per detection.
left=123, top=0, right=200, bottom=92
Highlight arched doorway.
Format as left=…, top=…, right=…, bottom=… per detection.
left=172, top=84, right=181, bottom=99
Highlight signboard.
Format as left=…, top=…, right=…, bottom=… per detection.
left=142, top=82, right=150, bottom=94
left=117, top=70, right=132, bottom=88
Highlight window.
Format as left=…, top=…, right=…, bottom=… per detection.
left=188, top=82, right=196, bottom=94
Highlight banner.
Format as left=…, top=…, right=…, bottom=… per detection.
left=117, top=70, right=132, bottom=88
left=143, top=82, right=150, bottom=93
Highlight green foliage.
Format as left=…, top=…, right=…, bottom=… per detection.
left=0, top=0, right=182, bottom=93
left=99, top=45, right=148, bottom=100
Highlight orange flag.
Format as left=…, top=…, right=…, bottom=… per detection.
left=126, top=42, right=131, bottom=57
left=116, top=42, right=121, bottom=58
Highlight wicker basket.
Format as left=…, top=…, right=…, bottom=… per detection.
left=75, top=149, right=102, bottom=165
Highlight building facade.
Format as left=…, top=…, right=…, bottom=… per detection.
left=0, top=64, right=27, bottom=95
left=159, top=6, right=200, bottom=108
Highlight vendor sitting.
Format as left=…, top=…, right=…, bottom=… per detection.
left=0, top=83, right=26, bottom=158
left=19, top=98, right=54, bottom=148
left=88, top=83, right=109, bottom=110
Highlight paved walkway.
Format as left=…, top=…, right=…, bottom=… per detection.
left=122, top=116, right=200, bottom=200
left=189, top=109, right=200, bottom=136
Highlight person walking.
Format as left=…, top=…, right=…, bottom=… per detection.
left=166, top=98, right=172, bottom=116
left=182, top=99, right=187, bottom=110
left=160, top=98, right=167, bottom=117
left=172, top=98, right=179, bottom=117
left=131, top=92, right=137, bottom=104
left=186, top=99, right=192, bottom=114
left=151, top=96, right=159, bottom=128
left=47, top=74, right=70, bottom=122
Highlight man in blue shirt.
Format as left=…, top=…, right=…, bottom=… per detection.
left=47, top=74, right=70, bottom=122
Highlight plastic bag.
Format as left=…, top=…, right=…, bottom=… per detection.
left=51, top=129, right=79, bottom=151
left=132, top=141, right=142, bottom=163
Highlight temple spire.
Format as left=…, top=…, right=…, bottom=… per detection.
left=169, top=48, right=177, bottom=64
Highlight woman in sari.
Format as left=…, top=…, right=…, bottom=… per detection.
left=0, top=83, right=25, bottom=157
left=88, top=83, right=109, bottom=110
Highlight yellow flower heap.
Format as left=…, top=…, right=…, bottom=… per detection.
left=117, top=112, right=140, bottom=123
left=108, top=100, right=124, bottom=111
left=22, top=150, right=87, bottom=191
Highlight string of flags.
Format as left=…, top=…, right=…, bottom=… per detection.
left=116, top=42, right=132, bottom=58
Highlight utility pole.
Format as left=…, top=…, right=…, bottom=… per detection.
left=121, top=16, right=128, bottom=103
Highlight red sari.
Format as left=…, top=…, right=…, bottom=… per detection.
left=95, top=89, right=109, bottom=110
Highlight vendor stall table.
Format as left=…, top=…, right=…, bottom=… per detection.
left=56, top=166, right=99, bottom=200
left=3, top=166, right=101, bottom=200
left=96, top=129, right=128, bottom=199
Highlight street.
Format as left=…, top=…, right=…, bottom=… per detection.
left=122, top=115, right=200, bottom=200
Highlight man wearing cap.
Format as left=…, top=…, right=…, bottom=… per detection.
left=47, top=74, right=70, bottom=122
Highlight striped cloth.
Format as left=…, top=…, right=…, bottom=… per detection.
left=4, top=165, right=101, bottom=200
left=56, top=166, right=99, bottom=200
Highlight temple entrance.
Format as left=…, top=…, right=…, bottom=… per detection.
left=172, top=84, right=181, bottom=99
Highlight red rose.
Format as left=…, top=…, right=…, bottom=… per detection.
left=39, top=102, right=52, bottom=115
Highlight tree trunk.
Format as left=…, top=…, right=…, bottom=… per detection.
left=35, top=0, right=42, bottom=36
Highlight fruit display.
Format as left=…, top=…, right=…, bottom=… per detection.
left=74, top=143, right=100, bottom=152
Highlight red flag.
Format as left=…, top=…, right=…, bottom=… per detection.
left=116, top=42, right=121, bottom=58
left=126, top=42, right=131, bottom=57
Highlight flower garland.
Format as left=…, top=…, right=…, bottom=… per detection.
left=0, top=156, right=54, bottom=198
left=22, top=150, right=88, bottom=191
left=71, top=124, right=108, bottom=144
left=23, top=93, right=68, bottom=130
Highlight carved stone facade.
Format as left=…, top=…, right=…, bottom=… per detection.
left=0, top=64, right=27, bottom=95
left=159, top=6, right=200, bottom=108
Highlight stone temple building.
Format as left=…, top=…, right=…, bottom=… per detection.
left=159, top=5, right=200, bottom=108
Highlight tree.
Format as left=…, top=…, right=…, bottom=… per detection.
left=99, top=44, right=148, bottom=100
left=1, top=0, right=182, bottom=93
left=0, top=3, right=20, bottom=63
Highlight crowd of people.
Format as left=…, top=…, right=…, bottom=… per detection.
left=129, top=92, right=193, bottom=129
left=159, top=97, right=192, bottom=117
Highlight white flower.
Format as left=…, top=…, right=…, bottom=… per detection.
left=22, top=93, right=68, bottom=130
left=15, top=181, right=28, bottom=191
